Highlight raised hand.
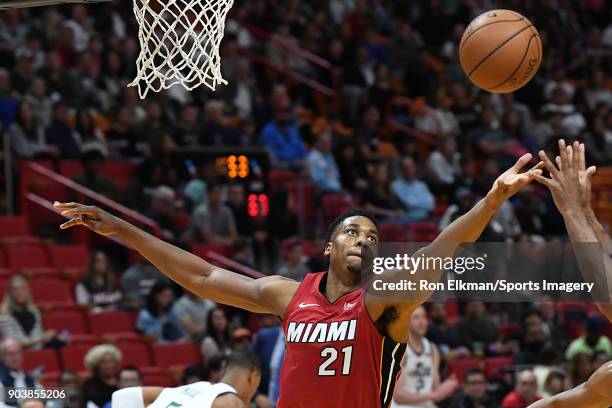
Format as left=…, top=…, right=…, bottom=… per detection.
left=530, top=140, right=591, bottom=215
left=53, top=201, right=124, bottom=236
left=574, top=141, right=597, bottom=208
left=485, top=153, right=543, bottom=210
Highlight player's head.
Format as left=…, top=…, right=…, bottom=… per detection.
left=409, top=306, right=428, bottom=338
left=222, top=349, right=262, bottom=404
left=515, top=370, right=538, bottom=401
left=324, top=208, right=379, bottom=277
left=463, top=368, right=487, bottom=401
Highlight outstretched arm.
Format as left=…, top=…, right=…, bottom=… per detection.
left=528, top=361, right=612, bottom=408
left=53, top=202, right=298, bottom=316
left=530, top=140, right=612, bottom=321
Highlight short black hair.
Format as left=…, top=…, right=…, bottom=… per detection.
left=325, top=208, right=379, bottom=243
left=464, top=368, right=485, bottom=381
left=225, top=349, right=261, bottom=373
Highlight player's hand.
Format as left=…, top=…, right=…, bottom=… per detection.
left=485, top=153, right=543, bottom=210
left=530, top=140, right=591, bottom=215
left=53, top=202, right=123, bottom=236
left=574, top=141, right=597, bottom=208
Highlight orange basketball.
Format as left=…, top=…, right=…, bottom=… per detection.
left=459, top=9, right=542, bottom=93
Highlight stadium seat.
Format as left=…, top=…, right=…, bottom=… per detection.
left=39, top=372, right=61, bottom=388
left=0, top=216, right=31, bottom=238
left=445, top=302, right=460, bottom=325
left=407, top=221, right=439, bottom=242
left=58, top=160, right=84, bottom=180
left=7, top=245, right=50, bottom=269
left=142, top=374, right=174, bottom=387
left=498, top=324, right=520, bottom=341
left=89, top=311, right=136, bottom=336
left=483, top=357, right=514, bottom=380
left=30, top=277, right=74, bottom=307
left=300, top=240, right=324, bottom=258
left=268, top=170, right=301, bottom=193
left=0, top=268, right=12, bottom=278
left=60, top=345, right=91, bottom=371
left=557, top=302, right=588, bottom=323
left=23, top=349, right=60, bottom=372
left=69, top=334, right=98, bottom=347
left=379, top=222, right=408, bottom=242
left=446, top=359, right=482, bottom=382
left=43, top=310, right=88, bottom=334
left=152, top=343, right=201, bottom=367
left=101, top=161, right=136, bottom=191
left=49, top=245, right=90, bottom=269
left=321, top=194, right=353, bottom=225
left=103, top=332, right=141, bottom=343
left=117, top=343, right=153, bottom=367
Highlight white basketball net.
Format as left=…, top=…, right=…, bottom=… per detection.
left=128, top=0, right=234, bottom=98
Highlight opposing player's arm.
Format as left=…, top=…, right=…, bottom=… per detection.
left=53, top=202, right=298, bottom=316
left=528, top=361, right=612, bottom=408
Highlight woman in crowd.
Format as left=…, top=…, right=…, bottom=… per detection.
left=75, top=250, right=122, bottom=313
left=201, top=307, right=232, bottom=361
left=136, top=280, right=185, bottom=343
left=82, top=344, right=121, bottom=408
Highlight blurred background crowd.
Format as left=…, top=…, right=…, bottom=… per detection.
left=0, top=0, right=611, bottom=407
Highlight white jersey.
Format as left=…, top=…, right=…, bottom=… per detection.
left=391, top=337, right=436, bottom=408
left=147, top=381, right=238, bottom=408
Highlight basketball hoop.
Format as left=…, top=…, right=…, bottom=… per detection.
left=129, top=0, right=235, bottom=98
left=0, top=0, right=235, bottom=98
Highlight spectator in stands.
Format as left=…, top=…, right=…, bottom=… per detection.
left=75, top=250, right=122, bottom=313
left=426, top=134, right=461, bottom=195
left=147, top=132, right=181, bottom=190
left=46, top=370, right=81, bottom=408
left=541, top=370, right=566, bottom=398
left=501, top=370, right=542, bottom=408
left=565, top=316, right=612, bottom=361
left=105, top=106, right=134, bottom=157
left=334, top=139, right=369, bottom=193
left=391, top=156, right=435, bottom=222
left=74, top=109, right=108, bottom=157
left=307, top=128, right=343, bottom=194
left=448, top=368, right=498, bottom=408
left=185, top=181, right=238, bottom=247
left=200, top=100, right=242, bottom=147
left=425, top=303, right=466, bottom=360
left=591, top=350, right=609, bottom=371
left=181, top=363, right=209, bottom=385
left=72, top=150, right=118, bottom=202
left=144, top=185, right=181, bottom=244
left=201, top=307, right=232, bottom=361
left=172, top=104, right=200, bottom=147
left=121, top=254, right=169, bottom=311
left=24, top=78, right=52, bottom=128
left=82, top=344, right=121, bottom=408
left=353, top=105, right=384, bottom=163
left=172, top=290, right=216, bottom=343
left=0, top=68, right=17, bottom=131
left=456, top=301, right=500, bottom=353
left=225, top=182, right=253, bottom=237
left=251, top=317, right=284, bottom=406
left=101, top=367, right=141, bottom=408
left=276, top=237, right=309, bottom=282
left=0, top=338, right=42, bottom=407
left=231, top=328, right=252, bottom=351
left=259, top=103, right=307, bottom=168
left=136, top=281, right=185, bottom=343
left=0, top=275, right=57, bottom=350
left=439, top=187, right=476, bottom=231
left=515, top=316, right=551, bottom=365
left=361, top=161, right=402, bottom=221
left=207, top=354, right=227, bottom=384
left=8, top=101, right=58, bottom=159
left=568, top=352, right=594, bottom=388
left=45, top=101, right=81, bottom=159
left=232, top=236, right=256, bottom=270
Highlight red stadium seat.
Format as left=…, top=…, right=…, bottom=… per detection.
left=483, top=357, right=514, bottom=380
left=445, top=302, right=460, bottom=325
left=30, top=278, right=74, bottom=307
left=321, top=194, right=354, bottom=225
left=103, top=332, right=141, bottom=343
left=43, top=311, right=88, bottom=334
left=498, top=324, right=520, bottom=341
left=300, top=240, right=324, bottom=258
left=0, top=250, right=6, bottom=268
left=0, top=268, right=13, bottom=278
left=23, top=349, right=60, bottom=372
left=557, top=302, right=588, bottom=323
left=60, top=345, right=91, bottom=371
left=102, top=161, right=136, bottom=191
left=0, top=216, right=31, bottom=238
left=58, top=160, right=84, bottom=180
left=89, top=311, right=136, bottom=336
left=407, top=221, right=439, bottom=242
left=152, top=343, right=201, bottom=367
left=268, top=170, right=301, bottom=193
left=447, top=359, right=482, bottom=382
left=142, top=374, right=174, bottom=387
left=49, top=245, right=90, bottom=269
left=69, top=334, right=98, bottom=347
left=6, top=245, right=50, bottom=269
left=379, top=223, right=408, bottom=242
left=117, top=343, right=153, bottom=367
left=39, top=372, right=61, bottom=388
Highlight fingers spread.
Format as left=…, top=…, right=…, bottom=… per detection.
left=586, top=165, right=597, bottom=178
left=60, top=207, right=99, bottom=219
left=558, top=139, right=569, bottom=170
left=578, top=143, right=586, bottom=172
left=531, top=172, right=556, bottom=189
left=539, top=150, right=559, bottom=176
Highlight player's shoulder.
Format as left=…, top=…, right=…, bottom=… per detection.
left=256, top=274, right=301, bottom=317
left=211, top=392, right=243, bottom=408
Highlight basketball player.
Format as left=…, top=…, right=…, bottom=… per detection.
left=527, top=140, right=612, bottom=408
left=392, top=306, right=458, bottom=408
left=54, top=153, right=541, bottom=408
left=111, top=349, right=261, bottom=408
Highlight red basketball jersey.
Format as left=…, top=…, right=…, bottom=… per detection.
left=277, top=272, right=406, bottom=408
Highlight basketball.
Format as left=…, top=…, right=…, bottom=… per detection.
left=459, top=9, right=542, bottom=93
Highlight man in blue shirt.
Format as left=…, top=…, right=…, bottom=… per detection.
left=260, top=107, right=306, bottom=168
left=391, top=156, right=435, bottom=222
left=307, top=130, right=342, bottom=193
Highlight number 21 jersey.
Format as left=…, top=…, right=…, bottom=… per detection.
left=277, top=272, right=406, bottom=408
